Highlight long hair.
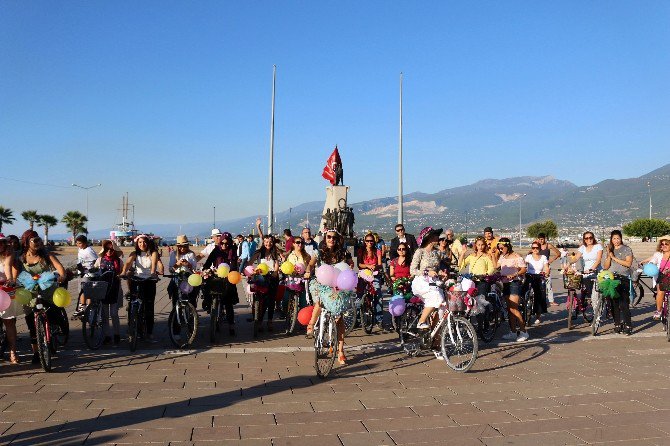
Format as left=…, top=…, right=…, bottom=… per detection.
left=134, top=236, right=157, bottom=256
left=20, top=229, right=49, bottom=264
left=473, top=235, right=488, bottom=254
left=498, top=237, right=513, bottom=254
left=258, top=235, right=281, bottom=261
left=292, top=240, right=311, bottom=266
left=608, top=229, right=624, bottom=252
left=582, top=231, right=596, bottom=247
left=359, top=233, right=377, bottom=262
left=321, top=232, right=346, bottom=264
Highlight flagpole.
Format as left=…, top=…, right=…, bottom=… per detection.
left=268, top=65, right=276, bottom=235
left=398, top=72, right=404, bottom=225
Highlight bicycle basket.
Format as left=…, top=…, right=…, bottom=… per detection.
left=81, top=281, right=109, bottom=301
left=446, top=290, right=470, bottom=313
left=285, top=277, right=304, bottom=292
left=563, top=273, right=582, bottom=290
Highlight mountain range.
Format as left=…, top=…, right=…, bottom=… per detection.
left=71, top=164, right=670, bottom=240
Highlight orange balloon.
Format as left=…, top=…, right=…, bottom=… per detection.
left=228, top=271, right=242, bottom=285
left=297, top=305, right=314, bottom=326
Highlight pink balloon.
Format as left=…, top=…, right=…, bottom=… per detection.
left=329, top=269, right=340, bottom=288
left=336, top=269, right=358, bottom=291
left=0, top=289, right=10, bottom=312
left=316, top=264, right=335, bottom=286
left=244, top=265, right=256, bottom=277
left=293, top=263, right=305, bottom=275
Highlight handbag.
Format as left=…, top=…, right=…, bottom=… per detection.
left=659, top=269, right=670, bottom=292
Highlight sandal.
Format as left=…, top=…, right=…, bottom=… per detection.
left=337, top=352, right=347, bottom=365
left=9, top=351, right=20, bottom=365
left=305, top=324, right=314, bottom=339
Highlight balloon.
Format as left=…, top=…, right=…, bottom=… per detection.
left=389, top=299, right=406, bottom=317
left=358, top=269, right=374, bottom=283
left=644, top=263, right=660, bottom=277
left=14, top=288, right=32, bottom=306
left=597, top=270, right=614, bottom=283
left=187, top=273, right=203, bottom=287
left=336, top=269, right=358, bottom=291
left=329, top=269, right=340, bottom=288
left=333, top=262, right=351, bottom=272
left=257, top=263, right=270, bottom=276
left=316, top=265, right=335, bottom=286
left=0, top=290, right=10, bottom=312
left=179, top=281, right=194, bottom=294
left=244, top=265, right=256, bottom=277
left=297, top=305, right=314, bottom=326
left=293, top=263, right=305, bottom=275
left=228, top=271, right=242, bottom=285
left=390, top=294, right=404, bottom=302
left=52, top=287, right=71, bottom=308
left=280, top=261, right=295, bottom=275
left=216, top=264, right=230, bottom=278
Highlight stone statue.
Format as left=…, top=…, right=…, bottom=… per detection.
left=334, top=162, right=344, bottom=186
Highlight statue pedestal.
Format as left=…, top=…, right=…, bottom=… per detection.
left=319, top=185, right=349, bottom=234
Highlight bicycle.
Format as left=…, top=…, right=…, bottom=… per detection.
left=247, top=274, right=269, bottom=338
left=659, top=288, right=670, bottom=342
left=313, top=307, right=340, bottom=379
left=359, top=279, right=377, bottom=334
left=398, top=280, right=478, bottom=372
left=283, top=276, right=307, bottom=335
left=632, top=269, right=654, bottom=307
left=592, top=272, right=633, bottom=336
left=80, top=269, right=114, bottom=350
left=203, top=275, right=226, bottom=343
left=122, top=275, right=159, bottom=352
left=165, top=272, right=199, bottom=349
left=465, top=274, right=504, bottom=343
left=522, top=273, right=546, bottom=326
left=564, top=271, right=595, bottom=331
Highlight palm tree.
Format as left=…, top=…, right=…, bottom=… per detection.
left=37, top=214, right=58, bottom=245
left=61, top=211, right=88, bottom=244
left=21, top=210, right=40, bottom=231
left=0, top=206, right=16, bottom=232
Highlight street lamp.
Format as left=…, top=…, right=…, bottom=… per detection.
left=518, top=193, right=527, bottom=248
left=648, top=181, right=652, bottom=219
left=72, top=183, right=102, bottom=231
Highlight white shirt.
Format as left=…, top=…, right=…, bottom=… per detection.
left=169, top=251, right=198, bottom=270
left=579, top=244, right=603, bottom=271
left=78, top=246, right=98, bottom=270
left=199, top=243, right=215, bottom=260
left=134, top=252, right=154, bottom=278
left=525, top=254, right=548, bottom=275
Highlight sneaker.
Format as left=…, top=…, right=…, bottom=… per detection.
left=625, top=326, right=633, bottom=336
left=653, top=311, right=662, bottom=321
left=516, top=331, right=529, bottom=342
left=433, top=350, right=443, bottom=359
left=417, top=322, right=429, bottom=329
left=533, top=319, right=541, bottom=326
left=502, top=332, right=517, bottom=341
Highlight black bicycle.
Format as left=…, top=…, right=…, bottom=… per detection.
left=80, top=270, right=114, bottom=350
left=204, top=276, right=226, bottom=343
left=165, top=273, right=199, bottom=348
left=359, top=279, right=377, bottom=334
left=122, top=275, right=159, bottom=352
left=283, top=277, right=305, bottom=335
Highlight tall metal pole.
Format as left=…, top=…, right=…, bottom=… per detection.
left=648, top=181, right=652, bottom=219
left=268, top=65, right=276, bottom=235
left=72, top=183, right=101, bottom=232
left=213, top=206, right=216, bottom=228
left=518, top=193, right=527, bottom=247
left=398, top=72, right=404, bottom=225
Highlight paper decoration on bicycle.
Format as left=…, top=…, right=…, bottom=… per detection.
left=285, top=277, right=304, bottom=291
left=187, top=273, right=203, bottom=287
left=179, top=281, right=194, bottom=294
left=308, top=277, right=355, bottom=315
left=17, top=270, right=56, bottom=291
left=53, top=287, right=72, bottom=308
left=14, top=288, right=32, bottom=305
left=243, top=265, right=256, bottom=277
left=599, top=278, right=620, bottom=299
left=597, top=270, right=614, bottom=283
left=280, top=261, right=295, bottom=275
left=293, top=263, right=305, bottom=275
left=216, top=264, right=230, bottom=278
left=392, top=277, right=412, bottom=300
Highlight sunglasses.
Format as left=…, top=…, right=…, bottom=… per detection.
left=395, top=228, right=405, bottom=232
left=221, top=242, right=229, bottom=246
left=293, top=240, right=303, bottom=244
left=531, top=246, right=540, bottom=249
left=365, top=240, right=375, bottom=243
left=584, top=236, right=594, bottom=240
left=326, top=235, right=336, bottom=240
left=397, top=248, right=406, bottom=251
left=661, top=242, right=670, bottom=246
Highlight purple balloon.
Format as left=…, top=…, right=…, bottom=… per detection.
left=329, top=269, right=341, bottom=288
left=336, top=269, right=358, bottom=291
left=179, top=281, right=194, bottom=294
left=389, top=299, right=406, bottom=317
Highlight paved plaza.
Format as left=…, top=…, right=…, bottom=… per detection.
left=2, top=268, right=670, bottom=445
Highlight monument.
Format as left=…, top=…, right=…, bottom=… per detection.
left=319, top=146, right=355, bottom=238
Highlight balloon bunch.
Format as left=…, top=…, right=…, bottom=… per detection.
left=316, top=264, right=357, bottom=291
left=391, top=277, right=412, bottom=300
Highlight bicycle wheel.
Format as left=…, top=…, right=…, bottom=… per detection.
left=633, top=283, right=644, bottom=307
left=665, top=300, right=670, bottom=342
left=209, top=296, right=219, bottom=343
left=314, top=313, right=338, bottom=379
left=361, top=297, right=374, bottom=334
left=523, top=289, right=534, bottom=325
left=582, top=297, right=594, bottom=323
left=478, top=304, right=499, bottom=344
left=252, top=296, right=262, bottom=338
left=55, top=308, right=69, bottom=348
left=567, top=291, right=574, bottom=330
left=591, top=293, right=602, bottom=336
left=35, top=314, right=52, bottom=372
left=399, top=306, right=422, bottom=356
left=128, top=303, right=139, bottom=352
left=0, top=324, right=7, bottom=358
left=82, top=304, right=104, bottom=350
left=441, top=316, right=478, bottom=372
left=343, top=298, right=357, bottom=335
left=284, top=294, right=299, bottom=335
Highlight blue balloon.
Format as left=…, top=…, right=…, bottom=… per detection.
left=644, top=263, right=660, bottom=277
left=390, top=294, right=404, bottom=301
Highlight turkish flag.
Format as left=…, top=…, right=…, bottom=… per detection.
left=321, top=146, right=342, bottom=185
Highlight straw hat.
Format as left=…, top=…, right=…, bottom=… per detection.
left=176, top=235, right=190, bottom=246
left=99, top=239, right=123, bottom=256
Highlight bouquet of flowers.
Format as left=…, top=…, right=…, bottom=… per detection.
left=392, top=277, right=412, bottom=300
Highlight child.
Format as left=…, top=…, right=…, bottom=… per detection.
left=74, top=235, right=98, bottom=317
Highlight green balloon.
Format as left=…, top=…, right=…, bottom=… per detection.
left=14, top=288, right=32, bottom=305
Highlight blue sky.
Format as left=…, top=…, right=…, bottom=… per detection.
left=1, top=1, right=669, bottom=235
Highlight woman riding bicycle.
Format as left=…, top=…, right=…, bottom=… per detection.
left=357, top=232, right=383, bottom=328
left=285, top=236, right=313, bottom=306
left=169, top=235, right=199, bottom=307
left=203, top=232, right=240, bottom=336
left=249, top=220, right=282, bottom=332
left=641, top=235, right=670, bottom=321
left=121, top=234, right=163, bottom=343
left=306, top=228, right=354, bottom=364
left=497, top=238, right=529, bottom=342
left=459, top=236, right=495, bottom=296
left=18, top=230, right=68, bottom=364
left=602, top=230, right=633, bottom=335
left=570, top=231, right=603, bottom=305
left=390, top=242, right=411, bottom=281
left=410, top=227, right=444, bottom=330
left=93, top=239, right=124, bottom=346
left=525, top=242, right=550, bottom=325
left=0, top=233, right=21, bottom=363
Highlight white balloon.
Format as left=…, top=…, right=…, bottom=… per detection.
left=333, top=262, right=351, bottom=272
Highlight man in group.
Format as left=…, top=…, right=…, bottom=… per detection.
left=283, top=229, right=294, bottom=253
left=197, top=228, right=223, bottom=262
left=535, top=232, right=561, bottom=307
left=389, top=223, right=418, bottom=261
left=246, top=234, right=257, bottom=259
left=236, top=234, right=250, bottom=273
left=301, top=227, right=319, bottom=257
left=483, top=226, right=500, bottom=263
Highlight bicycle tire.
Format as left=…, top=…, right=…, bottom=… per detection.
left=285, top=294, right=299, bottom=335
left=343, top=298, right=357, bottom=335
left=666, top=302, right=670, bottom=342
left=361, top=297, right=374, bottom=334
left=128, top=303, right=139, bottom=352
left=209, top=296, right=219, bottom=343
left=478, top=305, right=498, bottom=344
left=440, top=316, right=478, bottom=373
left=399, top=306, right=421, bottom=355
left=591, top=293, right=602, bottom=336
left=314, top=313, right=338, bottom=379
left=55, top=308, right=69, bottom=348
left=36, top=314, right=52, bottom=372
left=0, top=324, right=7, bottom=358
left=567, top=290, right=574, bottom=330
left=633, top=283, right=644, bottom=307
left=82, top=304, right=104, bottom=350
left=252, top=297, right=262, bottom=338
left=523, top=289, right=534, bottom=325
left=582, top=297, right=594, bottom=323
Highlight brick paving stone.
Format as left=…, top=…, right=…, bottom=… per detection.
left=212, top=414, right=276, bottom=427
left=450, top=410, right=517, bottom=425
left=276, top=406, right=416, bottom=424
left=388, top=424, right=501, bottom=444
left=240, top=420, right=366, bottom=439
left=480, top=431, right=585, bottom=446
left=338, top=431, right=395, bottom=446
left=492, top=416, right=601, bottom=436
left=364, top=415, right=459, bottom=432
left=191, top=426, right=240, bottom=441
left=547, top=403, right=618, bottom=418
left=601, top=400, right=658, bottom=413
left=270, top=434, right=343, bottom=446
left=570, top=424, right=670, bottom=443
left=411, top=403, right=482, bottom=416
left=507, top=407, right=562, bottom=421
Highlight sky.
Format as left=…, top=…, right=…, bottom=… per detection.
left=1, top=1, right=669, bottom=236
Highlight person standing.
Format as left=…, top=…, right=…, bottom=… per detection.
left=236, top=234, right=250, bottom=273
left=197, top=229, right=223, bottom=262
left=73, top=235, right=99, bottom=317
left=570, top=231, right=603, bottom=305
left=283, top=229, right=294, bottom=254
left=301, top=227, right=319, bottom=257
left=483, top=227, right=500, bottom=263
left=641, top=235, right=670, bottom=320
left=602, top=230, right=633, bottom=335
left=535, top=233, right=561, bottom=307
left=247, top=234, right=257, bottom=259
left=0, top=234, right=20, bottom=363
left=497, top=238, right=529, bottom=342
left=203, top=232, right=239, bottom=335
left=94, top=239, right=124, bottom=346
left=390, top=223, right=418, bottom=261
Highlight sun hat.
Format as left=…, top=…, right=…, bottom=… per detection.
left=176, top=235, right=190, bottom=246
left=417, top=227, right=443, bottom=247
left=659, top=235, right=670, bottom=243
left=211, top=228, right=222, bottom=236
left=99, top=239, right=123, bottom=256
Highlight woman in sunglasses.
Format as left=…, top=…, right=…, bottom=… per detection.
left=459, top=236, right=495, bottom=296
left=641, top=235, right=670, bottom=321
left=525, top=242, right=550, bottom=325
left=497, top=238, right=529, bottom=342
left=389, top=242, right=411, bottom=281
left=570, top=231, right=603, bottom=304
left=357, top=233, right=383, bottom=328
left=248, top=227, right=282, bottom=332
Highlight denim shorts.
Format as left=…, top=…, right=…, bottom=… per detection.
left=503, top=280, right=523, bottom=297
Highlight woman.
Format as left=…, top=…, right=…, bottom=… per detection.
left=204, top=232, right=239, bottom=335
left=409, top=227, right=444, bottom=331
left=0, top=234, right=20, bottom=363
left=306, top=229, right=354, bottom=364
left=168, top=235, right=199, bottom=307
left=121, top=234, right=163, bottom=342
left=642, top=235, right=670, bottom=321
left=248, top=230, right=281, bottom=332
left=94, top=239, right=123, bottom=345
left=389, top=242, right=411, bottom=281
left=602, top=230, right=633, bottom=334
left=497, top=238, right=529, bottom=342
left=358, top=233, right=383, bottom=327
left=459, top=236, right=495, bottom=296
left=524, top=242, right=550, bottom=325
left=570, top=231, right=603, bottom=304
left=19, top=230, right=68, bottom=364
left=287, top=237, right=312, bottom=274
left=436, top=233, right=455, bottom=277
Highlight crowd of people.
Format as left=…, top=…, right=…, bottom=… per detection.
left=1, top=220, right=669, bottom=368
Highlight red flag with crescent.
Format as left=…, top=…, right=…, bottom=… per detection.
left=321, top=146, right=341, bottom=185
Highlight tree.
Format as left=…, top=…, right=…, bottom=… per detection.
left=21, top=210, right=39, bottom=231
left=62, top=211, right=88, bottom=244
left=37, top=214, right=58, bottom=245
left=526, top=220, right=558, bottom=240
left=623, top=218, right=670, bottom=239
left=0, top=206, right=16, bottom=232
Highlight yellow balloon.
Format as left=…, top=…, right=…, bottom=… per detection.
left=187, top=273, right=203, bottom=287
left=14, top=288, right=32, bottom=305
left=280, top=261, right=295, bottom=275
left=257, top=263, right=270, bottom=276
left=363, top=269, right=373, bottom=277
left=216, top=265, right=230, bottom=278
left=52, top=287, right=72, bottom=308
